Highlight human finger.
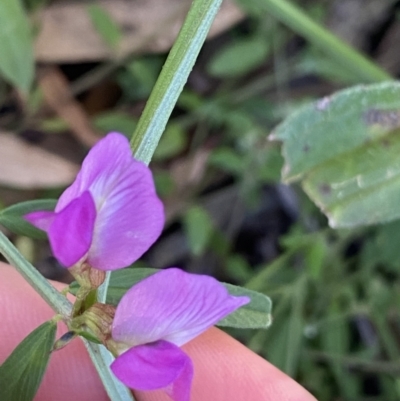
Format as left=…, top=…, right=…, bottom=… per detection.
left=0, top=262, right=316, bottom=401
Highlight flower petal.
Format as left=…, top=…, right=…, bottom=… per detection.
left=24, top=211, right=55, bottom=232
left=112, top=268, right=250, bottom=347
left=111, top=340, right=193, bottom=401
left=56, top=132, right=164, bottom=270
left=48, top=191, right=96, bottom=267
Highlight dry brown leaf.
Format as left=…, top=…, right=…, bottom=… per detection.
left=34, top=0, right=244, bottom=62
left=38, top=66, right=100, bottom=147
left=0, top=132, right=78, bottom=189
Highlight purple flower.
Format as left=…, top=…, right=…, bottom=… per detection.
left=110, top=268, right=250, bottom=401
left=25, top=133, right=164, bottom=271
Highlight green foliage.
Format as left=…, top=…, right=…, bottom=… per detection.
left=0, top=0, right=34, bottom=92
left=183, top=206, right=215, bottom=256
left=71, top=267, right=272, bottom=329
left=130, top=0, right=225, bottom=164
left=0, top=321, right=57, bottom=401
left=235, top=0, right=391, bottom=83
left=218, top=283, right=272, bottom=329
left=209, top=148, right=246, bottom=176
left=0, top=199, right=56, bottom=239
left=87, top=5, right=122, bottom=49
left=153, top=123, right=186, bottom=161
left=3, top=0, right=400, bottom=399
left=208, top=37, right=270, bottom=78
left=274, top=82, right=400, bottom=227
left=94, top=112, right=137, bottom=137
left=118, top=58, right=163, bottom=101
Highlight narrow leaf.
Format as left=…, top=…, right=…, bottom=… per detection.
left=217, top=283, right=272, bottom=329
left=0, top=0, right=34, bottom=92
left=0, top=321, right=57, bottom=401
left=87, top=5, right=122, bottom=49
left=183, top=206, right=214, bottom=256
left=153, top=123, right=186, bottom=161
left=72, top=268, right=272, bottom=329
left=0, top=199, right=57, bottom=239
left=208, top=37, right=269, bottom=78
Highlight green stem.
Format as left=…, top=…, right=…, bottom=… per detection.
left=252, top=0, right=391, bottom=83
left=98, top=269, right=111, bottom=303
left=0, top=231, right=72, bottom=317
left=130, top=0, right=224, bottom=165
left=84, top=342, right=134, bottom=401
left=0, top=231, right=134, bottom=401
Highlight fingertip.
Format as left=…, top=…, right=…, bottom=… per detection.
left=0, top=263, right=316, bottom=401
left=136, top=328, right=316, bottom=401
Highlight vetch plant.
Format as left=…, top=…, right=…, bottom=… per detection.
left=2, top=0, right=399, bottom=399
left=0, top=129, right=271, bottom=401
left=0, top=1, right=273, bottom=401
left=25, top=133, right=164, bottom=272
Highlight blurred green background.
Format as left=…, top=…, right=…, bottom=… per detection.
left=2, top=0, right=400, bottom=399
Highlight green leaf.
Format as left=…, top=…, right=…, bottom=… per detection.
left=0, top=199, right=57, bottom=239
left=154, top=171, right=175, bottom=197
left=0, top=321, right=57, bottom=401
left=94, top=112, right=137, bottom=137
left=87, top=4, right=122, bottom=49
left=153, top=123, right=186, bottom=161
left=208, top=37, right=270, bottom=78
left=273, top=82, right=400, bottom=227
left=0, top=0, right=34, bottom=92
left=72, top=268, right=272, bottom=329
left=183, top=206, right=215, bottom=256
left=107, top=267, right=157, bottom=305
left=209, top=148, right=246, bottom=176
left=217, top=283, right=272, bottom=329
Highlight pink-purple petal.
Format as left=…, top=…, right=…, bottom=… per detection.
left=111, top=340, right=193, bottom=401
left=112, top=268, right=250, bottom=347
left=24, top=211, right=55, bottom=232
left=48, top=191, right=96, bottom=267
left=55, top=133, right=133, bottom=211
left=86, top=156, right=164, bottom=270
left=53, top=132, right=164, bottom=271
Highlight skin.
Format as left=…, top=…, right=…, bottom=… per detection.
left=0, top=263, right=317, bottom=401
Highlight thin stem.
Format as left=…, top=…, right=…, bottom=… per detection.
left=304, top=349, right=400, bottom=375
left=84, top=342, right=134, bottom=401
left=98, top=271, right=111, bottom=303
left=254, top=0, right=391, bottom=83
left=130, top=0, right=224, bottom=165
left=0, top=231, right=72, bottom=317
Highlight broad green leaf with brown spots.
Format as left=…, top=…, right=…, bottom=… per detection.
left=272, top=82, right=400, bottom=227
